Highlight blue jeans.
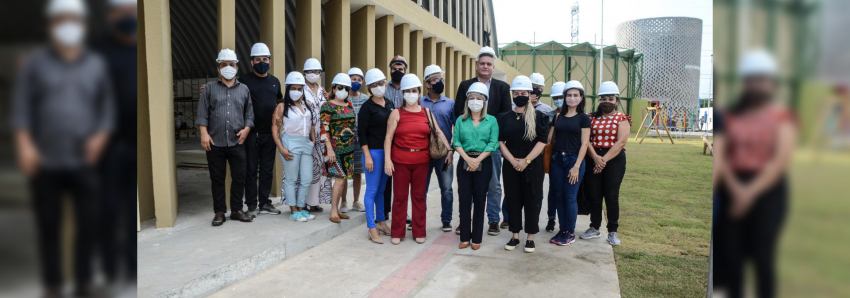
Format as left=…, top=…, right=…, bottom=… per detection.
left=281, top=134, right=314, bottom=208
left=486, top=150, right=505, bottom=224
left=549, top=150, right=585, bottom=233
left=426, top=157, right=454, bottom=224
left=363, top=149, right=388, bottom=229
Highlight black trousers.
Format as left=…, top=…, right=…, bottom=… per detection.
left=503, top=162, right=543, bottom=234
left=32, top=168, right=99, bottom=288
left=457, top=156, right=492, bottom=243
left=99, top=139, right=137, bottom=280
left=715, top=174, right=787, bottom=298
left=384, top=176, right=392, bottom=219
left=245, top=132, right=275, bottom=207
left=206, top=145, right=247, bottom=213
left=585, top=148, right=626, bottom=232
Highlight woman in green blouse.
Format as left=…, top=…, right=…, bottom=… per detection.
left=453, top=82, right=500, bottom=250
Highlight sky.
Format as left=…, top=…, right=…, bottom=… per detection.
left=492, top=0, right=713, bottom=98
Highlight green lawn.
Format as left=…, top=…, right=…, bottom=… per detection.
left=613, top=134, right=712, bottom=297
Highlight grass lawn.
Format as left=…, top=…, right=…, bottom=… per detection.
left=613, top=134, right=712, bottom=297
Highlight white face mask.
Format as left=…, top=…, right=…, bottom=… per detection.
left=305, top=73, right=320, bottom=83
left=370, top=86, right=385, bottom=97
left=468, top=99, right=484, bottom=112
left=289, top=90, right=303, bottom=101
left=220, top=66, right=238, bottom=80
left=335, top=89, right=349, bottom=100
left=403, top=93, right=419, bottom=105
left=53, top=21, right=85, bottom=47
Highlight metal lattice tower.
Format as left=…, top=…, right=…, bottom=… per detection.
left=571, top=2, right=579, bottom=44
left=616, top=17, right=702, bottom=111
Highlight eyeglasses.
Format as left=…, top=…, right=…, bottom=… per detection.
left=368, top=81, right=386, bottom=88
left=336, top=85, right=351, bottom=92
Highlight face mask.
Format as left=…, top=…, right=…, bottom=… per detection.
left=116, top=15, right=138, bottom=34
left=513, top=95, right=529, bottom=107
left=553, top=99, right=564, bottom=108
left=531, top=88, right=543, bottom=97
left=567, top=96, right=582, bottom=107
left=306, top=73, right=320, bottom=83
left=53, top=21, right=85, bottom=47
left=468, top=99, right=484, bottom=112
left=253, top=61, right=270, bottom=74
left=289, top=90, right=303, bottom=101
left=391, top=71, right=404, bottom=83
left=335, top=89, right=349, bottom=101
left=598, top=102, right=616, bottom=114
left=430, top=80, right=445, bottom=94
left=220, top=66, right=238, bottom=80
left=351, top=82, right=362, bottom=92
left=371, top=86, right=385, bottom=97
left=403, top=93, right=419, bottom=105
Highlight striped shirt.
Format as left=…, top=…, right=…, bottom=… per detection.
left=197, top=79, right=255, bottom=147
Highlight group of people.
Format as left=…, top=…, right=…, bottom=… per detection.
left=199, top=43, right=631, bottom=253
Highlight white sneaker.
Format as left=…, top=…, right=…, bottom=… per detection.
left=340, top=202, right=349, bottom=213
left=352, top=201, right=366, bottom=212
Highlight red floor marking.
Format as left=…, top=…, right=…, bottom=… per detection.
left=367, top=231, right=458, bottom=298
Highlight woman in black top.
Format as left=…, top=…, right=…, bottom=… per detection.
left=546, top=81, right=591, bottom=246
left=358, top=68, right=395, bottom=243
left=498, top=76, right=550, bottom=253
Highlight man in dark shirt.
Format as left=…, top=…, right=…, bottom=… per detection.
left=198, top=48, right=255, bottom=226
left=453, top=46, right=512, bottom=236
left=237, top=42, right=283, bottom=217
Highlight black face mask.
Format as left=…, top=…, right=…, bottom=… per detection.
left=430, top=81, right=444, bottom=94
left=253, top=61, right=270, bottom=74
left=531, top=88, right=543, bottom=97
left=115, top=15, right=137, bottom=34
left=598, top=102, right=616, bottom=114
left=391, top=70, right=404, bottom=83
left=513, top=96, right=529, bottom=107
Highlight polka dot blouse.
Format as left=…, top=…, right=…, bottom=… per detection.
left=589, top=112, right=632, bottom=148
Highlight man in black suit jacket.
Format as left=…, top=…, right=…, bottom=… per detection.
left=452, top=46, right=512, bottom=236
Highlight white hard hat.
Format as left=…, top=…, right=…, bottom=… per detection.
left=529, top=73, right=545, bottom=86
left=510, top=76, right=533, bottom=91
left=47, top=0, right=87, bottom=17
left=285, top=72, right=306, bottom=85
left=467, top=82, right=489, bottom=100
left=550, top=82, right=566, bottom=97
left=563, top=80, right=584, bottom=94
left=347, top=67, right=364, bottom=79
left=738, top=49, right=778, bottom=78
left=331, top=73, right=352, bottom=87
left=303, top=58, right=322, bottom=71
left=423, top=64, right=444, bottom=80
left=400, top=74, right=422, bottom=91
left=365, top=68, right=387, bottom=85
left=598, top=81, right=620, bottom=96
left=109, top=0, right=137, bottom=7
left=216, top=48, right=238, bottom=63
left=250, top=43, right=271, bottom=57
left=478, top=46, right=497, bottom=59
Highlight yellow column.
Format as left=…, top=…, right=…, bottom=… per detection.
left=469, top=56, right=475, bottom=78
left=351, top=5, right=375, bottom=70
left=325, top=0, right=350, bottom=85
left=219, top=0, right=236, bottom=209
left=461, top=54, right=469, bottom=84
left=453, top=50, right=463, bottom=98
left=409, top=30, right=423, bottom=78
left=140, top=0, right=178, bottom=228
left=423, top=37, right=437, bottom=67
left=296, top=0, right=322, bottom=70
left=393, top=23, right=410, bottom=70
left=436, top=42, right=446, bottom=79
left=259, top=0, right=285, bottom=197
left=445, top=46, right=455, bottom=99
left=375, top=15, right=394, bottom=77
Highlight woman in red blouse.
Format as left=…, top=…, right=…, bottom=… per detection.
left=384, top=74, right=451, bottom=245
left=580, top=81, right=631, bottom=246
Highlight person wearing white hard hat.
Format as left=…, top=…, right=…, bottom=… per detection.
left=454, top=46, right=513, bottom=236
left=385, top=56, right=409, bottom=108
left=453, top=82, right=499, bottom=250
left=339, top=67, right=369, bottom=214
left=420, top=64, right=456, bottom=233
left=272, top=72, right=317, bottom=222
left=197, top=48, right=255, bottom=228
left=384, top=74, right=451, bottom=245
left=235, top=42, right=284, bottom=218
left=498, top=75, right=550, bottom=253
left=543, top=80, right=568, bottom=233
left=714, top=50, right=795, bottom=298
left=545, top=80, right=590, bottom=246
left=12, top=1, right=115, bottom=295
left=526, top=73, right=556, bottom=122
left=358, top=68, right=395, bottom=241
left=319, top=73, right=358, bottom=223
left=299, top=58, right=332, bottom=213
left=580, top=81, right=631, bottom=246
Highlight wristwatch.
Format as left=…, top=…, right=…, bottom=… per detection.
left=525, top=159, right=531, bottom=164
